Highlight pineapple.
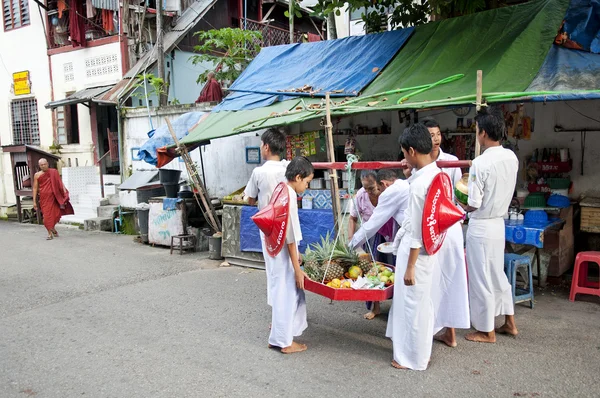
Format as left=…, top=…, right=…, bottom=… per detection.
left=357, top=252, right=375, bottom=275
left=321, top=259, right=346, bottom=282
left=303, top=247, right=324, bottom=282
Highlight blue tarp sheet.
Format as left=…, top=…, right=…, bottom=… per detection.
left=239, top=206, right=334, bottom=254
left=138, top=112, right=206, bottom=165
left=213, top=28, right=414, bottom=112
left=527, top=45, right=600, bottom=100
left=559, top=0, right=600, bottom=53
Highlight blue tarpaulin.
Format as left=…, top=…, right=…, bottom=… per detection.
left=527, top=45, right=600, bottom=100
left=560, top=0, right=600, bottom=53
left=239, top=206, right=334, bottom=254
left=138, top=112, right=207, bottom=165
left=213, top=28, right=414, bottom=112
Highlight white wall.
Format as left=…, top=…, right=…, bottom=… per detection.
left=49, top=42, right=123, bottom=168
left=0, top=0, right=53, bottom=204
left=129, top=50, right=214, bottom=107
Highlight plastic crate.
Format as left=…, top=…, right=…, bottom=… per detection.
left=547, top=178, right=571, bottom=189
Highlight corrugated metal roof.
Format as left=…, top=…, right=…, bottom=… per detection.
left=124, top=0, right=217, bottom=80
left=45, top=85, right=115, bottom=109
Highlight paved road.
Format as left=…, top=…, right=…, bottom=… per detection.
left=1, top=222, right=599, bottom=397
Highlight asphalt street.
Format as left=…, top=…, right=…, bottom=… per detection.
left=1, top=221, right=598, bottom=397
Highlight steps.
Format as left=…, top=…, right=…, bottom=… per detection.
left=84, top=217, right=113, bottom=232
left=97, top=205, right=118, bottom=218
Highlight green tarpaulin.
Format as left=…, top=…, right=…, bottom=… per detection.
left=181, top=0, right=572, bottom=146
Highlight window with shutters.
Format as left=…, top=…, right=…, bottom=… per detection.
left=11, top=98, right=40, bottom=145
left=56, top=104, right=80, bottom=145
left=3, top=0, right=30, bottom=31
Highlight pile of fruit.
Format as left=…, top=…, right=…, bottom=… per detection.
left=303, top=233, right=394, bottom=289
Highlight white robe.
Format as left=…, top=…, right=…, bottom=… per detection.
left=268, top=184, right=308, bottom=348
left=466, top=146, right=518, bottom=332
left=432, top=150, right=470, bottom=332
left=386, top=162, right=440, bottom=371
left=244, top=160, right=289, bottom=307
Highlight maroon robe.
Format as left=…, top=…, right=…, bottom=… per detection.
left=195, top=79, right=223, bottom=103
left=38, top=169, right=74, bottom=230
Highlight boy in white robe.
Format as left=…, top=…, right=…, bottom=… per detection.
left=268, top=156, right=314, bottom=354
left=244, top=128, right=289, bottom=307
left=458, top=106, right=519, bottom=343
left=386, top=123, right=441, bottom=371
left=404, top=117, right=470, bottom=348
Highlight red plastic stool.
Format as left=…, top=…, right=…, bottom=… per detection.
left=569, top=252, right=600, bottom=302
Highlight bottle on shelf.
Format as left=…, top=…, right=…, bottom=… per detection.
left=549, top=148, right=555, bottom=162
left=531, top=149, right=538, bottom=163
left=542, top=148, right=548, bottom=162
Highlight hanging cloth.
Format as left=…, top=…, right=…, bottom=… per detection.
left=69, top=0, right=86, bottom=47
left=57, top=0, right=67, bottom=18
left=102, top=9, right=114, bottom=33
left=86, top=0, right=96, bottom=18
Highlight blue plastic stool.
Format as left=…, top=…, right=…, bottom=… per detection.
left=503, top=254, right=534, bottom=309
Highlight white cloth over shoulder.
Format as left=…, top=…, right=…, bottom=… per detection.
left=431, top=149, right=470, bottom=332
left=349, top=179, right=409, bottom=249
left=268, top=184, right=307, bottom=348
left=385, top=162, right=439, bottom=370
left=466, top=145, right=518, bottom=332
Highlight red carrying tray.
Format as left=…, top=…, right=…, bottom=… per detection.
left=304, top=265, right=395, bottom=301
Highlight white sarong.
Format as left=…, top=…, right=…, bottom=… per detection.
left=466, top=218, right=514, bottom=332
left=432, top=222, right=470, bottom=332
left=386, top=238, right=436, bottom=371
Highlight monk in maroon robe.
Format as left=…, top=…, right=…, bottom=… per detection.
left=195, top=72, right=223, bottom=103
left=33, top=159, right=74, bottom=239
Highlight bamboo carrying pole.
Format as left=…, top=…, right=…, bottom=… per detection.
left=324, top=93, right=342, bottom=228
left=165, top=119, right=221, bottom=233
left=475, top=70, right=483, bottom=158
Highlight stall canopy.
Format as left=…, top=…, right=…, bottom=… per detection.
left=45, top=85, right=115, bottom=109
left=215, top=28, right=414, bottom=112
left=156, top=0, right=600, bottom=166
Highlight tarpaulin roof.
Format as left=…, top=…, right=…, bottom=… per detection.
left=177, top=0, right=600, bottom=151
left=214, top=28, right=414, bottom=112
left=527, top=45, right=600, bottom=100
left=559, top=0, right=600, bottom=53
left=138, top=112, right=208, bottom=166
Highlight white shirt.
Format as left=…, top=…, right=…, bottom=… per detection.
left=468, top=145, right=518, bottom=219
left=404, top=162, right=441, bottom=250
left=349, top=178, right=409, bottom=249
left=285, top=184, right=302, bottom=245
left=437, top=149, right=462, bottom=190
left=244, top=160, right=289, bottom=210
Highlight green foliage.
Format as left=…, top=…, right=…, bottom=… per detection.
left=189, top=28, right=262, bottom=85
left=312, top=0, right=496, bottom=33
left=131, top=73, right=167, bottom=101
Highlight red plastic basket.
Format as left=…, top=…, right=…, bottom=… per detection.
left=304, top=265, right=395, bottom=301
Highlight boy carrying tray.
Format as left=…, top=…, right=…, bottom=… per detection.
left=386, top=123, right=442, bottom=371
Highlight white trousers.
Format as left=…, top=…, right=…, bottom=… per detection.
left=466, top=218, right=514, bottom=332
left=432, top=222, right=470, bottom=333
left=268, top=247, right=308, bottom=348
left=386, top=238, right=436, bottom=371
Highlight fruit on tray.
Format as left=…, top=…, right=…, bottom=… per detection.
left=304, top=233, right=394, bottom=287
left=455, top=173, right=469, bottom=205
left=346, top=265, right=363, bottom=280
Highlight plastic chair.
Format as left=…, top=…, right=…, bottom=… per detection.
left=569, top=252, right=600, bottom=302
left=113, top=206, right=133, bottom=234
left=504, top=253, right=534, bottom=309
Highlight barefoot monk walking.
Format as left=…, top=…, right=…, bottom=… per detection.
left=33, top=159, right=74, bottom=240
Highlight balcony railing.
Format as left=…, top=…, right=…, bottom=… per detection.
left=242, top=18, right=303, bottom=48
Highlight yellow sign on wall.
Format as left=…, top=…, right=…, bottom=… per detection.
left=13, top=71, right=31, bottom=96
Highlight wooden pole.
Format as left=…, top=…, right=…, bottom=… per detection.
left=156, top=0, right=167, bottom=106
left=165, top=119, right=221, bottom=232
left=289, top=0, right=295, bottom=43
left=324, top=92, right=341, bottom=229
left=475, top=70, right=483, bottom=158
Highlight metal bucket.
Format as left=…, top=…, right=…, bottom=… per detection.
left=208, top=235, right=223, bottom=260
